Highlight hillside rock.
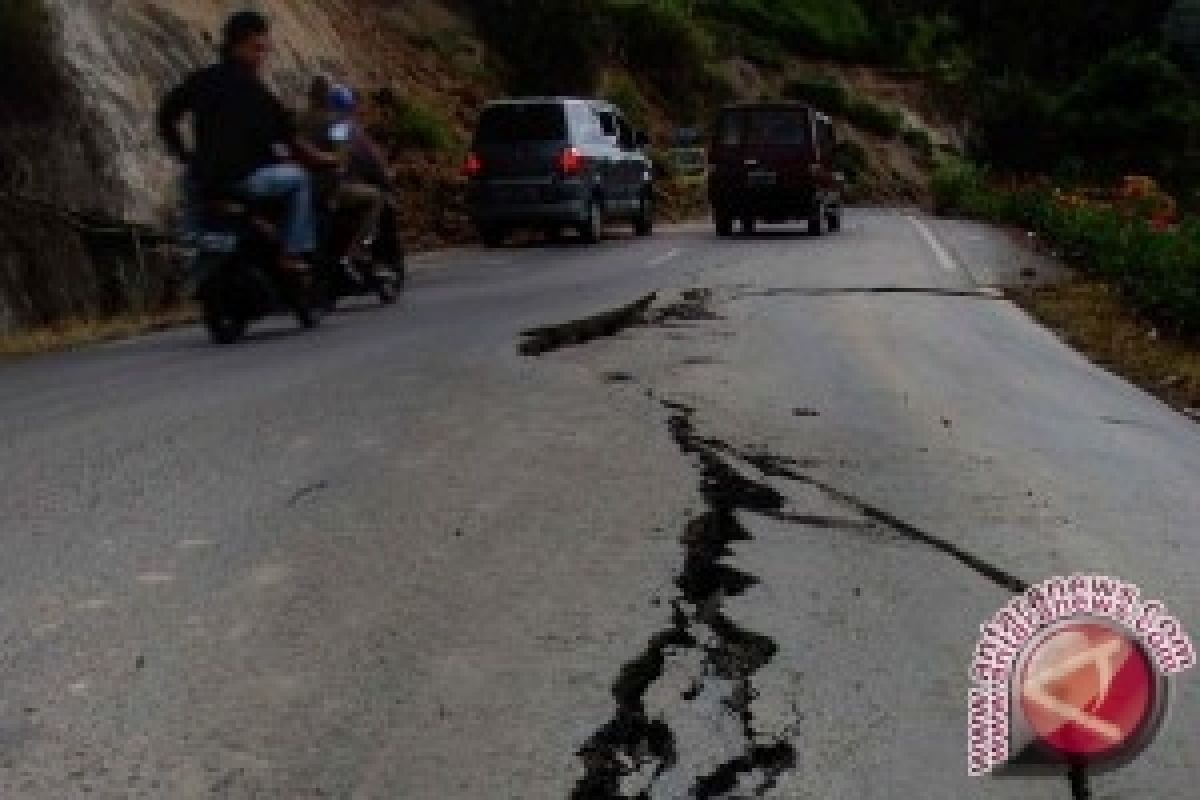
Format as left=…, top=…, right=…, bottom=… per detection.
left=0, top=0, right=480, bottom=329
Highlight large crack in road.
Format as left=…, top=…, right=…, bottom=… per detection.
left=571, top=404, right=796, bottom=798
left=523, top=290, right=1093, bottom=800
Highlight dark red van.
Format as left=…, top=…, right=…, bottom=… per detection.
left=708, top=103, right=844, bottom=237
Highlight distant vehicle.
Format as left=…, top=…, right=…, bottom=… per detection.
left=708, top=103, right=844, bottom=237
left=669, top=146, right=708, bottom=184
left=464, top=98, right=655, bottom=246
left=672, top=126, right=703, bottom=148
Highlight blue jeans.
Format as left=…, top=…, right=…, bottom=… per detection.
left=239, top=164, right=317, bottom=256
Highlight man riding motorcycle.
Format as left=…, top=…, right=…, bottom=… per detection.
left=300, top=81, right=405, bottom=279
left=157, top=11, right=337, bottom=275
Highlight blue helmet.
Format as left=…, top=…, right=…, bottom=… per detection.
left=329, top=84, right=356, bottom=114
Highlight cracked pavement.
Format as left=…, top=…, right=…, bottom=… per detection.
left=1, top=212, right=1198, bottom=797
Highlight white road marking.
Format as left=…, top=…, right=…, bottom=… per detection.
left=178, top=538, right=215, bottom=551
left=906, top=215, right=960, bottom=274
left=648, top=248, right=683, bottom=268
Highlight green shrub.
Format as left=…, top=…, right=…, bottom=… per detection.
left=608, top=1, right=712, bottom=82
left=467, top=0, right=607, bottom=93
left=782, top=76, right=850, bottom=113
left=930, top=159, right=988, bottom=216
left=374, top=96, right=455, bottom=152
left=901, top=127, right=935, bottom=160
left=697, top=0, right=872, bottom=59
left=845, top=98, right=905, bottom=138
left=933, top=161, right=1200, bottom=334
left=833, top=138, right=869, bottom=183
left=707, top=22, right=788, bottom=68
left=783, top=79, right=907, bottom=140
left=601, top=73, right=650, bottom=131
left=468, top=0, right=712, bottom=102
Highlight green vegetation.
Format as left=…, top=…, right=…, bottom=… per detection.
left=466, top=1, right=875, bottom=120
left=865, top=1, right=1194, bottom=197
left=465, top=1, right=1196, bottom=201
left=844, top=98, right=905, bottom=138
left=782, top=76, right=850, bottom=112
left=933, top=161, right=1200, bottom=335
left=371, top=92, right=456, bottom=152
left=600, top=72, right=650, bottom=131
left=901, top=127, right=935, bottom=160
left=784, top=75, right=906, bottom=139
left=695, top=0, right=872, bottom=59
left=833, top=138, right=869, bottom=184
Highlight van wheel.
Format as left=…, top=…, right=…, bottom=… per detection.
left=741, top=217, right=757, bottom=236
left=827, top=205, right=842, bottom=233
left=479, top=225, right=507, bottom=248
left=808, top=204, right=828, bottom=237
left=579, top=199, right=603, bottom=244
left=633, top=191, right=654, bottom=236
left=715, top=212, right=734, bottom=237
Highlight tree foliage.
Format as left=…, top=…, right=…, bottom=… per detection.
left=467, top=0, right=1198, bottom=187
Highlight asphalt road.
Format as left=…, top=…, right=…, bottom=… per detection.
left=0, top=211, right=1196, bottom=799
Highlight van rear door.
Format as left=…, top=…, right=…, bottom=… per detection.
left=711, top=107, right=815, bottom=189
left=473, top=103, right=569, bottom=180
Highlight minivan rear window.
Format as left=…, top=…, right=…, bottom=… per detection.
left=717, top=109, right=812, bottom=147
left=476, top=104, right=567, bottom=144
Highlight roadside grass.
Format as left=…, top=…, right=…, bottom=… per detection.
left=933, top=159, right=1200, bottom=415
left=933, top=161, right=1200, bottom=335
left=1010, top=279, right=1200, bottom=415
left=0, top=306, right=196, bottom=358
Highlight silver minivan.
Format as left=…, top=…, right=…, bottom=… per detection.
left=465, top=98, right=655, bottom=246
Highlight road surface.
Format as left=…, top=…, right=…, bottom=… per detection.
left=0, top=211, right=1196, bottom=798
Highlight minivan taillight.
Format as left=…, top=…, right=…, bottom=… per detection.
left=556, top=147, right=583, bottom=176
left=463, top=151, right=482, bottom=177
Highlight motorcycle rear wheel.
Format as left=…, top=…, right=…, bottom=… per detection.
left=204, top=307, right=246, bottom=345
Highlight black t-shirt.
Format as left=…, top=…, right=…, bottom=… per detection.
left=158, top=61, right=296, bottom=196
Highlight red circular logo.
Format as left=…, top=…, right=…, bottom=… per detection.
left=1019, top=621, right=1156, bottom=758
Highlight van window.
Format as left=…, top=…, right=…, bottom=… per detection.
left=717, top=109, right=812, bottom=148
left=596, top=111, right=619, bottom=140
left=747, top=111, right=809, bottom=146
left=476, top=104, right=567, bottom=143
left=569, top=103, right=606, bottom=143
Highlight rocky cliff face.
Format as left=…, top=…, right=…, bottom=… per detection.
left=0, top=0, right=482, bottom=330
left=47, top=0, right=359, bottom=221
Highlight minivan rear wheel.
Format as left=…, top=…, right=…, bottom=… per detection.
left=204, top=308, right=245, bottom=345
left=633, top=191, right=654, bottom=237
left=715, top=212, right=734, bottom=237
left=808, top=204, right=828, bottom=237
left=579, top=199, right=603, bottom=244
left=479, top=224, right=507, bottom=248
left=827, top=205, right=842, bottom=233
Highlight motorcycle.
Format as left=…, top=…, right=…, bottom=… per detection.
left=313, top=120, right=406, bottom=311
left=186, top=196, right=322, bottom=345
left=313, top=205, right=405, bottom=311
